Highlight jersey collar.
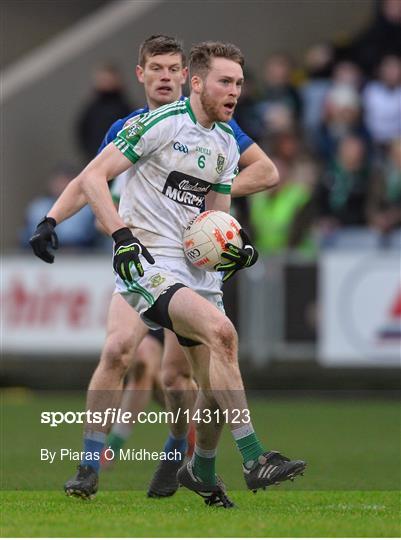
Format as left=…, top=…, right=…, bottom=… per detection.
left=185, top=98, right=215, bottom=130
left=185, top=98, right=197, bottom=124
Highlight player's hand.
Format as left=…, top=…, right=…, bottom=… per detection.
left=112, top=227, right=155, bottom=282
left=215, top=229, right=258, bottom=282
left=29, top=216, right=59, bottom=263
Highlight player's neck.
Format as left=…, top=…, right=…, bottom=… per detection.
left=147, top=99, right=160, bottom=111
left=189, top=95, right=214, bottom=129
left=147, top=94, right=182, bottom=111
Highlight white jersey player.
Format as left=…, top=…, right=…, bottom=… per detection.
left=112, top=98, right=238, bottom=318
left=30, top=40, right=305, bottom=506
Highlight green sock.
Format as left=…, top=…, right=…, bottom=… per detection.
left=192, top=445, right=216, bottom=485
left=107, top=432, right=126, bottom=453
left=232, top=424, right=265, bottom=466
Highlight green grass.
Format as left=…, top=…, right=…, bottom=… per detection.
left=1, top=390, right=400, bottom=536
left=1, top=490, right=400, bottom=537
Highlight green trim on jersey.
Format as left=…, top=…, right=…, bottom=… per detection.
left=216, top=122, right=235, bottom=138
left=140, top=107, right=187, bottom=135
left=212, top=183, right=231, bottom=194
left=114, top=102, right=188, bottom=165
left=114, top=138, right=141, bottom=164
left=185, top=98, right=197, bottom=124
left=140, top=101, right=186, bottom=127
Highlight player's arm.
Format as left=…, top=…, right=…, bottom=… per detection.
left=232, top=142, right=279, bottom=198
left=205, top=191, right=231, bottom=213
left=42, top=179, right=87, bottom=225
left=40, top=143, right=130, bottom=232
left=42, top=120, right=124, bottom=226
left=70, top=143, right=131, bottom=234
left=64, top=144, right=154, bottom=280
left=30, top=143, right=154, bottom=279
left=29, top=144, right=131, bottom=262
left=209, top=146, right=258, bottom=281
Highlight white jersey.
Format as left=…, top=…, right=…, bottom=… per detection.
left=113, top=98, right=239, bottom=258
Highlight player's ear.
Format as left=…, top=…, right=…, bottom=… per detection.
left=181, top=66, right=189, bottom=84
left=191, top=74, right=203, bottom=94
left=136, top=64, right=145, bottom=83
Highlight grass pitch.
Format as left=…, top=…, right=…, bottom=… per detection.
left=1, top=390, right=400, bottom=537
left=1, top=490, right=399, bottom=537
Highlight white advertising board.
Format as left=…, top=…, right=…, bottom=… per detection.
left=319, top=251, right=401, bottom=367
left=1, top=256, right=115, bottom=354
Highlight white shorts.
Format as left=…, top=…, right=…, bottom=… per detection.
left=114, top=255, right=224, bottom=330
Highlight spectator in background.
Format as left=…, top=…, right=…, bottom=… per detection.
left=339, top=0, right=401, bottom=77
left=76, top=64, right=132, bottom=161
left=316, top=83, right=370, bottom=163
left=301, top=43, right=334, bottom=149
left=367, top=138, right=401, bottom=234
left=257, top=53, right=302, bottom=139
left=316, top=135, right=374, bottom=244
left=234, top=70, right=265, bottom=143
left=363, top=55, right=401, bottom=153
left=250, top=129, right=318, bottom=255
left=21, top=165, right=99, bottom=249
left=332, top=61, right=363, bottom=91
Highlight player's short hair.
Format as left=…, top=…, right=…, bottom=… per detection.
left=189, top=41, right=244, bottom=79
left=138, top=35, right=186, bottom=67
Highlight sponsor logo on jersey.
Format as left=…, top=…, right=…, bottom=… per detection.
left=173, top=141, right=189, bottom=154
left=216, top=154, right=225, bottom=174
left=123, top=116, right=145, bottom=139
left=196, top=145, right=211, bottom=156
left=149, top=273, right=166, bottom=288
left=162, top=171, right=212, bottom=208
left=123, top=116, right=140, bottom=129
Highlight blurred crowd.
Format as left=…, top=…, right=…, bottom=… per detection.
left=236, top=0, right=401, bottom=255
left=21, top=0, right=401, bottom=256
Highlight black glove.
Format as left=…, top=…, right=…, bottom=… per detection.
left=112, top=227, right=155, bottom=282
left=29, top=216, right=59, bottom=263
left=215, top=229, right=259, bottom=282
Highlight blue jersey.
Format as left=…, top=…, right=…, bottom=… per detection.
left=98, top=98, right=253, bottom=155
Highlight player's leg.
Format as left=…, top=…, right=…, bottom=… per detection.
left=161, top=330, right=197, bottom=441
left=174, top=343, right=232, bottom=507
left=181, top=344, right=225, bottom=485
left=102, top=331, right=163, bottom=469
left=64, top=294, right=149, bottom=498
left=157, top=286, right=306, bottom=491
left=147, top=330, right=197, bottom=498
left=158, top=332, right=196, bottom=456
left=147, top=333, right=231, bottom=507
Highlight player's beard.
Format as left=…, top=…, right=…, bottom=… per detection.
left=200, top=87, right=232, bottom=122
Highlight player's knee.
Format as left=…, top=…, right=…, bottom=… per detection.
left=130, top=349, right=154, bottom=383
left=211, top=318, right=238, bottom=359
left=162, top=366, right=190, bottom=393
left=130, top=356, right=148, bottom=382
left=130, top=339, right=159, bottom=382
left=101, top=332, right=135, bottom=373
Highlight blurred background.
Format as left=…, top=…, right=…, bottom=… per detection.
left=1, top=0, right=400, bottom=389
left=1, top=0, right=400, bottom=495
